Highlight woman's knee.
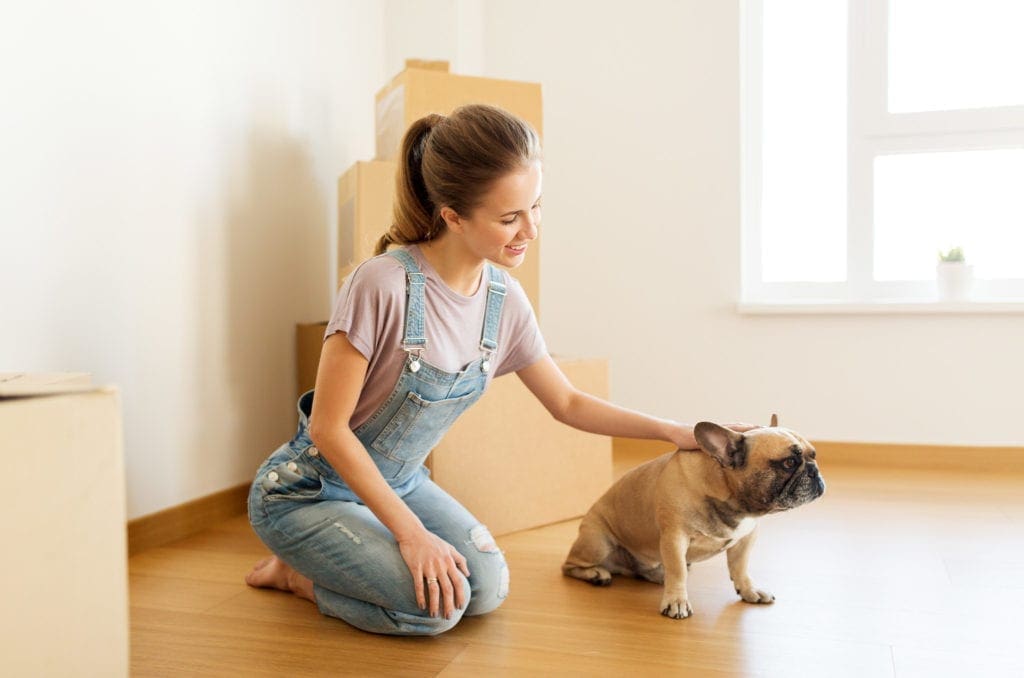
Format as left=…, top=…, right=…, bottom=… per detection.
left=314, top=576, right=472, bottom=637
left=356, top=606, right=465, bottom=637
left=464, top=544, right=510, bottom=616
left=421, top=576, right=473, bottom=635
left=392, top=575, right=472, bottom=636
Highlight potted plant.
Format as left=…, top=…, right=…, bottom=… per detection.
left=936, top=246, right=973, bottom=300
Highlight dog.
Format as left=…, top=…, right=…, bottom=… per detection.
left=562, top=415, right=825, bottom=619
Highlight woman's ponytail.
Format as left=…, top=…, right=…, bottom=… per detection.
left=375, top=113, right=446, bottom=255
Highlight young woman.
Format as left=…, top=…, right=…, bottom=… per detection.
left=245, top=104, right=754, bottom=636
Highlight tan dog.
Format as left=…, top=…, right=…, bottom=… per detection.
left=562, top=415, right=825, bottom=618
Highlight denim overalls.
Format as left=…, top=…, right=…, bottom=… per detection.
left=248, top=249, right=510, bottom=636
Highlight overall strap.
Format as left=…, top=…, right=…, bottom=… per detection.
left=480, top=264, right=507, bottom=353
left=387, top=249, right=427, bottom=351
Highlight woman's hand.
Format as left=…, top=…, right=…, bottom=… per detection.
left=396, top=529, right=471, bottom=619
left=666, top=422, right=700, bottom=450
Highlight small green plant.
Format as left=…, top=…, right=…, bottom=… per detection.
left=938, top=247, right=965, bottom=263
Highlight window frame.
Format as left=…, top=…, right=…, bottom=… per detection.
left=740, top=0, right=1024, bottom=310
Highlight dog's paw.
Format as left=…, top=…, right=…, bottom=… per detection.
left=566, top=566, right=612, bottom=586
left=737, top=586, right=775, bottom=604
left=659, top=595, right=693, bottom=619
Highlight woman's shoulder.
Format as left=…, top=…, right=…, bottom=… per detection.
left=355, top=249, right=408, bottom=276
left=345, top=250, right=408, bottom=292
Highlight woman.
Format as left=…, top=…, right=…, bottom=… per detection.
left=245, top=104, right=753, bottom=636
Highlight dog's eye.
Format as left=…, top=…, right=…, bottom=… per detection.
left=782, top=458, right=798, bottom=470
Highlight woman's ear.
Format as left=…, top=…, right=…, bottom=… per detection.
left=439, top=206, right=463, bottom=233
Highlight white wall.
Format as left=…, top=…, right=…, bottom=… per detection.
left=481, top=0, right=1024, bottom=447
left=383, top=0, right=484, bottom=78
left=1, top=0, right=385, bottom=519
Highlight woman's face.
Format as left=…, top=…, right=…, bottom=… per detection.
left=445, top=161, right=542, bottom=269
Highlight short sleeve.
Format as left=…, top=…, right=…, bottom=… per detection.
left=323, top=256, right=405, bottom=362
left=494, top=275, right=548, bottom=377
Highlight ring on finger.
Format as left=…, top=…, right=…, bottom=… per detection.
left=426, top=577, right=439, bottom=584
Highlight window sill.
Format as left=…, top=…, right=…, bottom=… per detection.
left=737, top=299, right=1024, bottom=315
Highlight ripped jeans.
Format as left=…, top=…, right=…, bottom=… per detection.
left=248, top=440, right=509, bottom=636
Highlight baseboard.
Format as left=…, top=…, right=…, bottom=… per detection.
left=612, top=437, right=1024, bottom=475
left=812, top=441, right=1024, bottom=474
left=127, top=483, right=250, bottom=556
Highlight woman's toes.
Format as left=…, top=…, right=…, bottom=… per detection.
left=245, top=556, right=285, bottom=589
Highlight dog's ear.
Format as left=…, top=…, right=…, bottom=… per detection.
left=693, top=422, right=747, bottom=469
left=770, top=413, right=778, bottom=427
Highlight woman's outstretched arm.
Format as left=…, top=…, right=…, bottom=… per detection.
left=516, top=355, right=758, bottom=450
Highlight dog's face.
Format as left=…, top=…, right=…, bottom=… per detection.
left=693, top=419, right=826, bottom=515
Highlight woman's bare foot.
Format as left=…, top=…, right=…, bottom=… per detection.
left=245, top=556, right=316, bottom=603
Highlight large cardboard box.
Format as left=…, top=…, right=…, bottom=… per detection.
left=296, top=321, right=329, bottom=400
left=375, top=60, right=544, bottom=163
left=336, top=160, right=397, bottom=287
left=295, top=328, right=612, bottom=535
left=428, top=357, right=612, bottom=536
left=0, top=373, right=129, bottom=677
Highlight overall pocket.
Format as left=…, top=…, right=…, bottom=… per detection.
left=369, top=389, right=480, bottom=475
left=261, top=452, right=327, bottom=503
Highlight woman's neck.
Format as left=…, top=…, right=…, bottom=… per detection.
left=418, top=236, right=485, bottom=297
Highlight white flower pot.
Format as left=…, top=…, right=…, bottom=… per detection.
left=936, top=262, right=974, bottom=301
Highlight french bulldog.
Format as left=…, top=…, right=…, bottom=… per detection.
left=562, top=415, right=825, bottom=619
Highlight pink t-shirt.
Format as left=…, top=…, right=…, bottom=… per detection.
left=323, top=245, right=547, bottom=429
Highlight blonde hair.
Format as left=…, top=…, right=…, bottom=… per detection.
left=375, top=104, right=543, bottom=255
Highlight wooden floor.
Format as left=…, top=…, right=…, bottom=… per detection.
left=130, top=453, right=1024, bottom=677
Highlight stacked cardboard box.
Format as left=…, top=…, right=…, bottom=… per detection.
left=374, top=58, right=544, bottom=163
left=304, top=60, right=612, bottom=536
left=336, top=160, right=397, bottom=285
left=0, top=373, right=128, bottom=676
left=428, top=357, right=611, bottom=536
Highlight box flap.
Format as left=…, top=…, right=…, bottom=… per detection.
left=404, top=59, right=450, bottom=73
left=0, top=372, right=96, bottom=398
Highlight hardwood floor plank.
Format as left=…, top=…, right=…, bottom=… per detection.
left=436, top=644, right=747, bottom=677
left=892, top=645, right=1024, bottom=678
left=130, top=546, right=265, bottom=585
left=131, top=606, right=466, bottom=677
left=130, top=574, right=246, bottom=614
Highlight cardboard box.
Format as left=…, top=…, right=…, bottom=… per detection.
left=374, top=60, right=544, bottom=163
left=0, top=373, right=128, bottom=677
left=296, top=321, right=329, bottom=400
left=294, top=334, right=612, bottom=535
left=337, top=160, right=398, bottom=287
left=428, top=357, right=613, bottom=536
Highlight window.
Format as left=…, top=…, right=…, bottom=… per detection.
left=742, top=0, right=1024, bottom=308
